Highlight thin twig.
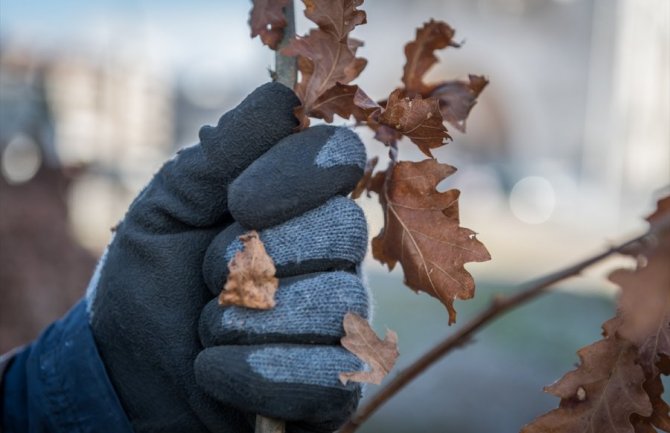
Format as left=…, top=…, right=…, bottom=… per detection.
left=255, top=1, right=296, bottom=432
left=388, top=141, right=399, bottom=164
left=339, top=214, right=670, bottom=433
left=274, top=0, right=297, bottom=88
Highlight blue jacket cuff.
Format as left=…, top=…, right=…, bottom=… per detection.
left=2, top=299, right=134, bottom=433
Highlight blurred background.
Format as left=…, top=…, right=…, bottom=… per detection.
left=0, top=0, right=668, bottom=431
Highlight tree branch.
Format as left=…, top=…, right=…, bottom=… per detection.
left=339, top=213, right=670, bottom=433
left=255, top=2, right=296, bottom=432
left=274, top=0, right=297, bottom=88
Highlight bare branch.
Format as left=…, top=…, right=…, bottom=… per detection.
left=274, top=0, right=297, bottom=88
left=252, top=4, right=295, bottom=431
left=339, top=213, right=670, bottom=433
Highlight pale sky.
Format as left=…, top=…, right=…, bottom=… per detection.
left=1, top=1, right=272, bottom=87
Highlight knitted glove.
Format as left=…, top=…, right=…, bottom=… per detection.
left=85, top=82, right=370, bottom=433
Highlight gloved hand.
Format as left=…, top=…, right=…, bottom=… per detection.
left=86, top=82, right=371, bottom=433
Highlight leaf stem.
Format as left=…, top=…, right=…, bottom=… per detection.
left=339, top=213, right=670, bottom=433
left=388, top=141, right=399, bottom=164
left=274, top=0, right=297, bottom=88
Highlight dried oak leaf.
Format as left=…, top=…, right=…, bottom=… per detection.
left=303, top=0, right=366, bottom=41
left=631, top=374, right=670, bottom=433
left=282, top=31, right=367, bottom=127
left=282, top=0, right=368, bottom=127
left=521, top=319, right=652, bottom=433
left=219, top=231, right=278, bottom=310
left=402, top=19, right=459, bottom=94
left=376, top=19, right=487, bottom=147
left=310, top=83, right=379, bottom=123
left=378, top=89, right=450, bottom=157
left=610, top=195, right=670, bottom=375
left=339, top=312, right=399, bottom=385
left=372, top=159, right=491, bottom=324
left=648, top=195, right=670, bottom=227
left=429, top=75, right=489, bottom=133
left=249, top=0, right=290, bottom=50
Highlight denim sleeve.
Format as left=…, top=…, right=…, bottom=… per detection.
left=1, top=300, right=134, bottom=433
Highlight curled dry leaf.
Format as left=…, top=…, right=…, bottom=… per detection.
left=631, top=374, right=670, bottom=433
left=365, top=20, right=487, bottom=148
left=283, top=32, right=367, bottom=128
left=402, top=20, right=459, bottom=94
left=249, top=0, right=291, bottom=50
left=608, top=195, right=670, bottom=375
left=362, top=19, right=486, bottom=147
left=371, top=159, right=491, bottom=325
left=281, top=0, right=368, bottom=127
left=219, top=231, right=279, bottom=310
left=521, top=319, right=652, bottom=433
left=284, top=31, right=366, bottom=107
left=429, top=75, right=489, bottom=133
left=303, top=0, right=367, bottom=41
left=378, top=90, right=450, bottom=157
left=611, top=195, right=670, bottom=432
left=647, top=194, right=670, bottom=227
left=526, top=195, right=670, bottom=433
left=339, top=312, right=399, bottom=385
left=310, top=83, right=378, bottom=123
left=610, top=243, right=670, bottom=376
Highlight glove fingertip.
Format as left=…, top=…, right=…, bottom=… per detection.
left=228, top=125, right=365, bottom=229
left=195, top=346, right=361, bottom=431
left=198, top=82, right=300, bottom=181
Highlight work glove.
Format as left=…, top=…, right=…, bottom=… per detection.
left=86, top=82, right=371, bottom=433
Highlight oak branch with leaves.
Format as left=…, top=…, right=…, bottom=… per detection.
left=251, top=0, right=491, bottom=322
left=222, top=1, right=670, bottom=432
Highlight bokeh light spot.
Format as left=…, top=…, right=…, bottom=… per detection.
left=1, top=134, right=42, bottom=185
left=509, top=176, right=556, bottom=224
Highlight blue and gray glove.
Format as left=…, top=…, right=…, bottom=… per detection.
left=85, top=82, right=370, bottom=433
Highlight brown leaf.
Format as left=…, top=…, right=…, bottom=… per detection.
left=369, top=20, right=487, bottom=153
left=372, top=159, right=491, bottom=324
left=219, top=231, right=278, bottom=310
left=402, top=20, right=459, bottom=94
left=659, top=355, right=670, bottom=375
left=648, top=195, right=670, bottom=228
left=378, top=89, right=450, bottom=157
left=339, top=312, right=399, bottom=385
left=610, top=195, right=670, bottom=376
left=631, top=374, right=670, bottom=433
left=429, top=75, right=489, bottom=133
left=249, top=0, right=290, bottom=50
left=281, top=0, right=368, bottom=127
left=522, top=320, right=652, bottom=433
left=546, top=196, right=670, bottom=433
left=639, top=322, right=670, bottom=378
left=633, top=420, right=658, bottom=433
left=282, top=30, right=367, bottom=126
left=310, top=83, right=379, bottom=123
left=303, top=0, right=366, bottom=41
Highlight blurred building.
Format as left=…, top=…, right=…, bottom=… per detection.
left=0, top=44, right=173, bottom=351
